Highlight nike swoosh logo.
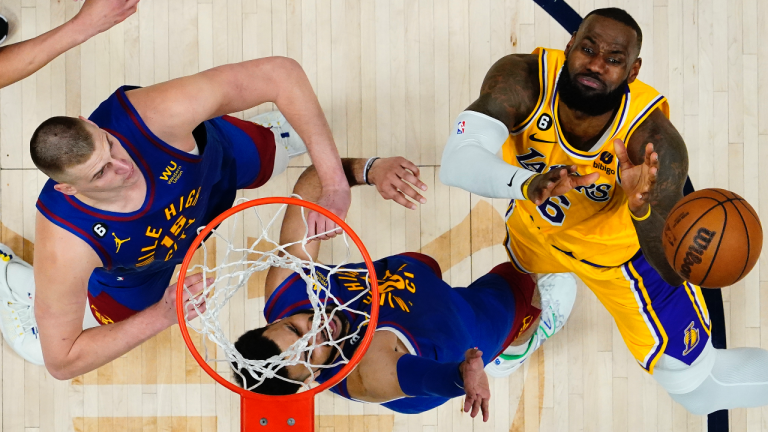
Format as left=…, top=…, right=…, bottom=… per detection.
left=507, top=171, right=518, bottom=187
left=529, top=133, right=557, bottom=144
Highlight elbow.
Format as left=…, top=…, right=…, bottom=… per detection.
left=46, top=362, right=77, bottom=381
left=439, top=150, right=461, bottom=187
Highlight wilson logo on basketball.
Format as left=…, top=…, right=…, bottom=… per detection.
left=679, top=228, right=717, bottom=279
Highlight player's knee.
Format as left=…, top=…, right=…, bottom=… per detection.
left=668, top=382, right=718, bottom=416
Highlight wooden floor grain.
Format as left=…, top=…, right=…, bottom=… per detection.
left=0, top=0, right=765, bottom=430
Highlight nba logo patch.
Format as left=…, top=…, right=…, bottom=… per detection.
left=683, top=321, right=699, bottom=356
left=456, top=120, right=465, bottom=134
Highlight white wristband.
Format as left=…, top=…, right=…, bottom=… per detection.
left=440, top=111, right=535, bottom=200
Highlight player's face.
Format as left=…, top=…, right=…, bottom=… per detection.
left=63, top=121, right=141, bottom=194
left=264, top=311, right=349, bottom=381
left=560, top=16, right=642, bottom=115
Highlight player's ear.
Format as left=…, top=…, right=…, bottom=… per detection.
left=78, top=116, right=98, bottom=127
left=53, top=183, right=78, bottom=196
left=627, top=57, right=642, bottom=84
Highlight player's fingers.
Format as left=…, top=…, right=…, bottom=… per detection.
left=183, top=273, right=205, bottom=289
left=573, top=171, right=600, bottom=187
left=644, top=143, right=655, bottom=161
left=399, top=170, right=428, bottom=194
left=399, top=158, right=422, bottom=179
left=481, top=397, right=490, bottom=422
left=392, top=191, right=417, bottom=210
left=471, top=396, right=481, bottom=418
left=613, top=138, right=633, bottom=167
left=397, top=179, right=426, bottom=205
left=464, top=395, right=473, bottom=413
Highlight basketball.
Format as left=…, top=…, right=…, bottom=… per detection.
left=663, top=188, right=763, bottom=288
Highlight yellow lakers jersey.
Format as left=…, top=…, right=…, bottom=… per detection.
left=503, top=48, right=670, bottom=268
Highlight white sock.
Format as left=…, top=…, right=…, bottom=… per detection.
left=7, top=262, right=34, bottom=299
left=270, top=137, right=289, bottom=179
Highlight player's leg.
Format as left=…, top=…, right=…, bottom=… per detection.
left=485, top=270, right=577, bottom=378
left=249, top=110, right=307, bottom=160
left=485, top=224, right=578, bottom=377
left=571, top=251, right=768, bottom=414
left=0, top=243, right=43, bottom=364
left=658, top=341, right=768, bottom=414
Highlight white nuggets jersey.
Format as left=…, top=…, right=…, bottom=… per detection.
left=503, top=48, right=670, bottom=268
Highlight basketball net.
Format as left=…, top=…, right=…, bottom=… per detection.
left=181, top=196, right=374, bottom=393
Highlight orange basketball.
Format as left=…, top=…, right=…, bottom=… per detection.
left=663, top=188, right=763, bottom=288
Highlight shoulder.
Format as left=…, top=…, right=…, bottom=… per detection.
left=627, top=109, right=688, bottom=167
left=34, top=212, right=102, bottom=293
left=466, top=54, right=541, bottom=131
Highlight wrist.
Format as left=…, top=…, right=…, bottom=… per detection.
left=63, top=16, right=99, bottom=44
left=363, top=157, right=380, bottom=185
left=521, top=174, right=538, bottom=201
left=629, top=202, right=651, bottom=221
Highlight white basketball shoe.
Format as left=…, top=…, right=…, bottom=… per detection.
left=485, top=273, right=577, bottom=378
left=249, top=111, right=307, bottom=159
left=0, top=243, right=44, bottom=365
left=0, top=15, right=8, bottom=45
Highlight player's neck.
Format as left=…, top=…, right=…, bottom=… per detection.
left=75, top=175, right=147, bottom=213
left=557, top=102, right=617, bottom=151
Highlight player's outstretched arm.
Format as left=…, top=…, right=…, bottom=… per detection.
left=345, top=333, right=491, bottom=422
left=264, top=156, right=426, bottom=299
left=440, top=54, right=596, bottom=200
left=34, top=212, right=210, bottom=380
left=126, top=57, right=350, bottom=238
left=0, top=0, right=139, bottom=89
left=617, top=109, right=689, bottom=286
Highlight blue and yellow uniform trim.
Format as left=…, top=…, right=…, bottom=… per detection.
left=501, top=48, right=708, bottom=373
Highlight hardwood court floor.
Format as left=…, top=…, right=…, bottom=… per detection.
left=0, top=0, right=766, bottom=430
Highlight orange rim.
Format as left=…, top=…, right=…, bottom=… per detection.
left=176, top=197, right=380, bottom=401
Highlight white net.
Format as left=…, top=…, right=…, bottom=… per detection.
left=181, top=197, right=374, bottom=392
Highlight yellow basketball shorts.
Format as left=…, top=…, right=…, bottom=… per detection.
left=504, top=212, right=712, bottom=374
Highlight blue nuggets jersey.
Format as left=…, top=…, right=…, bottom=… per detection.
left=36, top=86, right=275, bottom=316
left=263, top=253, right=521, bottom=414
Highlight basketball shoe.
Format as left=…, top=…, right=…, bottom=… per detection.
left=249, top=110, right=307, bottom=159
left=0, top=15, right=8, bottom=45
left=0, top=243, right=44, bottom=365
left=485, top=272, right=577, bottom=378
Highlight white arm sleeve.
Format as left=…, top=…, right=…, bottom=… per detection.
left=439, top=110, right=535, bottom=200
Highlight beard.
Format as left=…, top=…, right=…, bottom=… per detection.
left=557, top=60, right=628, bottom=116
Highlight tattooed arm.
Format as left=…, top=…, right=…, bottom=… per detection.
left=616, top=109, right=689, bottom=286
left=441, top=54, right=599, bottom=202
left=465, top=54, right=541, bottom=128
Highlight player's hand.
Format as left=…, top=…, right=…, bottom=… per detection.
left=526, top=166, right=599, bottom=206
left=460, top=348, right=491, bottom=422
left=72, top=0, right=140, bottom=37
left=155, top=273, right=212, bottom=327
left=614, top=138, right=657, bottom=217
left=308, top=186, right=351, bottom=240
left=367, top=157, right=428, bottom=210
